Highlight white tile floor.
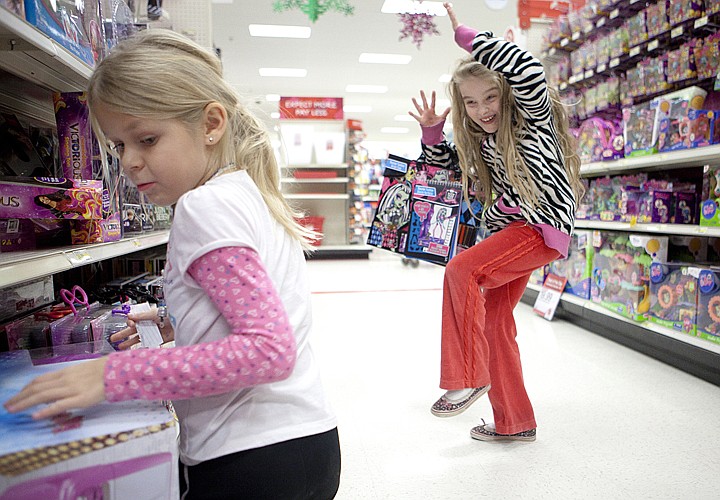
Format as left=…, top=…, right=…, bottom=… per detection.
left=307, top=251, right=720, bottom=500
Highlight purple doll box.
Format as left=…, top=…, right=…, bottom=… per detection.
left=53, top=92, right=94, bottom=181
left=0, top=177, right=102, bottom=220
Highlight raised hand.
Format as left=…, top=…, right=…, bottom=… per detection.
left=409, top=90, right=450, bottom=127
left=444, top=2, right=460, bottom=31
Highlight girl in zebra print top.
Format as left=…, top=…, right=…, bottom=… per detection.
left=408, top=3, right=582, bottom=442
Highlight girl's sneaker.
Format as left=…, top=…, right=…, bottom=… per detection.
left=430, top=385, right=490, bottom=417
left=470, top=420, right=536, bottom=442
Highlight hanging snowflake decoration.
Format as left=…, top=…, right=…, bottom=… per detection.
left=272, top=0, right=354, bottom=23
left=398, top=11, right=440, bottom=49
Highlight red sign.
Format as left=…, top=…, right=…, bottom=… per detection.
left=279, top=97, right=344, bottom=120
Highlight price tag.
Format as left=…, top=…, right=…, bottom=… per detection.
left=597, top=63, right=607, bottom=73
left=560, top=82, right=568, bottom=90
left=561, top=38, right=569, bottom=47
left=648, top=40, right=659, bottom=52
left=671, top=26, right=683, bottom=38
left=597, top=18, right=606, bottom=28
left=533, top=274, right=567, bottom=321
left=695, top=16, right=708, bottom=29
left=629, top=46, right=641, bottom=57
left=610, top=9, right=619, bottom=19
left=610, top=58, right=620, bottom=68
left=67, top=250, right=92, bottom=266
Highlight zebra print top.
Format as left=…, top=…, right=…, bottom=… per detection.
left=420, top=26, right=576, bottom=258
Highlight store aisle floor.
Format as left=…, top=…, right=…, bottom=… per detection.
left=307, top=252, right=720, bottom=500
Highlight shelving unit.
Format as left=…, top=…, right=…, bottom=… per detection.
left=535, top=2, right=720, bottom=385
left=0, top=12, right=170, bottom=287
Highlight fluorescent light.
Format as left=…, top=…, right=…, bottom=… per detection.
left=381, top=127, right=410, bottom=134
left=344, top=105, right=373, bottom=113
left=394, top=114, right=415, bottom=122
left=359, top=53, right=412, bottom=64
left=249, top=24, right=311, bottom=38
left=345, top=84, right=388, bottom=93
left=438, top=73, right=451, bottom=83
left=212, top=0, right=233, bottom=4
left=381, top=0, right=447, bottom=15
left=259, top=68, right=307, bottom=77
left=266, top=94, right=281, bottom=102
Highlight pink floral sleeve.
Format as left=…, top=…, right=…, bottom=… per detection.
left=104, top=247, right=296, bottom=402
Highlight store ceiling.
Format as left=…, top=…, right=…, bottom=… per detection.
left=210, top=0, right=518, bottom=148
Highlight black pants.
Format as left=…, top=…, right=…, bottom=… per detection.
left=179, top=428, right=341, bottom=500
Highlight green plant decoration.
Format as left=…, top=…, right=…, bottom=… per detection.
left=272, top=0, right=354, bottom=23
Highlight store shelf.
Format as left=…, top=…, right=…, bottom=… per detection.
left=286, top=164, right=348, bottom=169
left=284, top=193, right=350, bottom=200
left=523, top=283, right=720, bottom=385
left=580, top=145, right=720, bottom=177
left=0, top=230, right=170, bottom=288
left=0, top=12, right=92, bottom=91
left=307, top=244, right=372, bottom=260
left=575, top=220, right=720, bottom=237
left=281, top=178, right=349, bottom=184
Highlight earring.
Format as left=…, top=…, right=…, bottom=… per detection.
left=208, top=137, right=214, bottom=142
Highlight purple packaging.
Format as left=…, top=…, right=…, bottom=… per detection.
left=651, top=190, right=673, bottom=223
left=674, top=191, right=696, bottom=224
left=0, top=176, right=102, bottom=220
left=53, top=92, right=93, bottom=181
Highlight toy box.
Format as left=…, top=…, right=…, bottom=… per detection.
left=53, top=92, right=94, bottom=181
left=696, top=267, right=720, bottom=345
left=0, top=274, right=54, bottom=323
left=529, top=265, right=547, bottom=286
left=699, top=165, right=720, bottom=226
left=0, top=176, right=102, bottom=220
left=547, top=230, right=594, bottom=299
left=23, top=0, right=96, bottom=66
left=591, top=231, right=669, bottom=321
left=647, top=263, right=699, bottom=335
left=623, top=100, right=661, bottom=157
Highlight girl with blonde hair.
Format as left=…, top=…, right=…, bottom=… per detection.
left=6, top=29, right=340, bottom=498
left=409, top=3, right=581, bottom=442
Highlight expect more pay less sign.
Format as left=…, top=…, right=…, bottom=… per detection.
left=279, top=97, right=344, bottom=120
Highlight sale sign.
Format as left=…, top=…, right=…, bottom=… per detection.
left=279, top=97, right=344, bottom=120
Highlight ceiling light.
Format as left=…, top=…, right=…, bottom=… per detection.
left=394, top=114, right=415, bottom=122
left=344, top=105, right=373, bottom=113
left=249, top=24, right=311, bottom=38
left=381, top=127, right=410, bottom=134
left=259, top=68, right=307, bottom=77
left=266, top=94, right=281, bottom=102
left=438, top=73, right=451, bottom=83
left=359, top=53, right=412, bottom=64
left=381, top=0, right=446, bottom=16
left=345, top=84, right=388, bottom=93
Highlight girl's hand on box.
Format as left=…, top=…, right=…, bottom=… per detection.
left=3, top=357, right=108, bottom=419
left=409, top=90, right=450, bottom=127
left=111, top=308, right=174, bottom=350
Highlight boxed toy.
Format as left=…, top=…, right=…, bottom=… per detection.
left=0, top=176, right=102, bottom=220
left=23, top=0, right=96, bottom=65
left=699, top=165, right=720, bottom=226
left=547, top=230, right=594, bottom=299
left=0, top=275, right=54, bottom=323
left=591, top=231, right=669, bottom=321
left=53, top=92, right=94, bottom=181
left=647, top=263, right=700, bottom=335
left=696, top=267, right=720, bottom=345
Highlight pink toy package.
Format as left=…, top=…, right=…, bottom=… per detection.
left=0, top=176, right=102, bottom=220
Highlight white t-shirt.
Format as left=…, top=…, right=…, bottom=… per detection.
left=164, top=170, right=336, bottom=465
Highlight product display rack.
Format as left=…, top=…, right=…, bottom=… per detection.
left=0, top=10, right=170, bottom=292
left=530, top=1, right=720, bottom=386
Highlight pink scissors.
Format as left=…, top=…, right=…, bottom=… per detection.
left=59, top=285, right=90, bottom=315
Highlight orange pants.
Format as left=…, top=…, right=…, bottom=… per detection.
left=440, top=221, right=560, bottom=434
